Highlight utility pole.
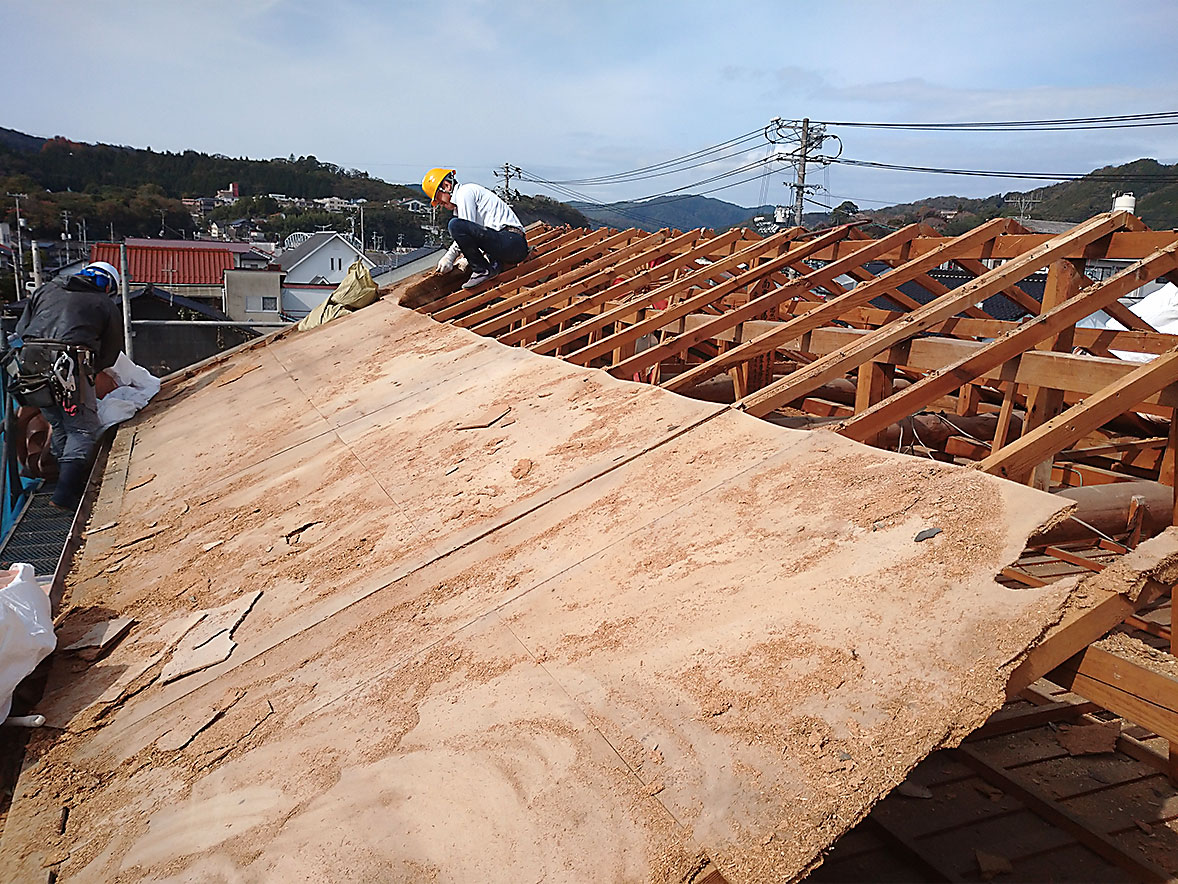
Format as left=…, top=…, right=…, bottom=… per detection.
left=61, top=209, right=71, bottom=265
left=8, top=192, right=27, bottom=300
left=794, top=119, right=810, bottom=226
left=1008, top=194, right=1041, bottom=220
left=120, top=242, right=133, bottom=359
left=31, top=240, right=42, bottom=289
left=766, top=118, right=833, bottom=227
left=494, top=163, right=522, bottom=201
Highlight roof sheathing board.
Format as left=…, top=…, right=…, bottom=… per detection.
left=3, top=298, right=1091, bottom=882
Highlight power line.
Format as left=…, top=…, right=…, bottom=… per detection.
left=810, top=111, right=1178, bottom=131
left=538, top=127, right=766, bottom=186
left=827, top=156, right=1178, bottom=183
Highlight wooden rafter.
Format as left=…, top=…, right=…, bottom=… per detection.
left=661, top=217, right=1018, bottom=395
left=836, top=246, right=1178, bottom=445
left=522, top=228, right=751, bottom=353
left=466, top=229, right=672, bottom=336
left=604, top=223, right=880, bottom=378
left=433, top=228, right=617, bottom=322
left=531, top=228, right=799, bottom=359
left=978, top=343, right=1178, bottom=480
left=738, top=212, right=1135, bottom=418
left=570, top=227, right=864, bottom=368
left=419, top=226, right=589, bottom=316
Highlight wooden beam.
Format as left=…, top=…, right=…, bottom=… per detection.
left=1049, top=645, right=1178, bottom=744
left=562, top=229, right=840, bottom=367
left=607, top=224, right=896, bottom=377
left=953, top=745, right=1174, bottom=883
left=805, top=228, right=1178, bottom=264
left=661, top=217, right=1018, bottom=394
left=1023, top=259, right=1088, bottom=488
left=952, top=256, right=1043, bottom=316
left=456, top=228, right=654, bottom=329
left=1006, top=582, right=1166, bottom=698
left=978, top=344, right=1178, bottom=481
left=526, top=228, right=750, bottom=355
left=739, top=213, right=1135, bottom=418
left=837, top=245, right=1178, bottom=446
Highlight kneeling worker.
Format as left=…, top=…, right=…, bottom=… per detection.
left=422, top=168, right=528, bottom=289
left=12, top=261, right=124, bottom=510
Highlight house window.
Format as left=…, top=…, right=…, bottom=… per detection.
left=246, top=296, right=280, bottom=313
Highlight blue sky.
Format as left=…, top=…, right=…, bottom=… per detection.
left=6, top=0, right=1178, bottom=212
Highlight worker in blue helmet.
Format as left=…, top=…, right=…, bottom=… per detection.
left=9, top=261, right=125, bottom=510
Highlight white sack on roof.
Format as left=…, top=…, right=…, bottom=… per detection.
left=98, top=353, right=162, bottom=432
left=1078, top=282, right=1178, bottom=362
left=0, top=563, right=55, bottom=721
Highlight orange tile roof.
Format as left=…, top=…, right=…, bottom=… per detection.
left=90, top=243, right=236, bottom=286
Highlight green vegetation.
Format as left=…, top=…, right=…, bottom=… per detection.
left=509, top=194, right=589, bottom=228
left=0, top=128, right=424, bottom=245
left=862, top=160, right=1178, bottom=233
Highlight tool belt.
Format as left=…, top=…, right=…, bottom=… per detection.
left=3, top=338, right=95, bottom=413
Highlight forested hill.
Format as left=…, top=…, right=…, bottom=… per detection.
left=862, top=158, right=1178, bottom=233
left=0, top=127, right=418, bottom=202
left=572, top=194, right=776, bottom=233
left=0, top=127, right=590, bottom=249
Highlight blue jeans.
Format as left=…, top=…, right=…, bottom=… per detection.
left=42, top=375, right=100, bottom=467
left=447, top=218, right=529, bottom=272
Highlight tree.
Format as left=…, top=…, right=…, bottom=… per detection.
left=831, top=201, right=860, bottom=225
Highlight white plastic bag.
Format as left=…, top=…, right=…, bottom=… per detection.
left=98, top=353, right=162, bottom=432
left=0, top=563, right=56, bottom=720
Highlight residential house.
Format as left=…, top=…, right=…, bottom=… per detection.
left=394, top=197, right=430, bottom=214
left=273, top=231, right=373, bottom=317
left=370, top=245, right=444, bottom=288
left=122, top=283, right=259, bottom=377
left=90, top=239, right=274, bottom=306
left=224, top=267, right=285, bottom=328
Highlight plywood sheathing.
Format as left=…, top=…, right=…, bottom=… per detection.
left=432, top=219, right=1178, bottom=496
left=4, top=298, right=1164, bottom=883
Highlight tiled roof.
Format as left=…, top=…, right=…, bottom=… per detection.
left=90, top=243, right=235, bottom=286
left=124, top=238, right=267, bottom=254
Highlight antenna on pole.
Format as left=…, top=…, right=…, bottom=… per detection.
left=1007, top=194, right=1041, bottom=220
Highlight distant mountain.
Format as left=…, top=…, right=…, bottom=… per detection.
left=0, top=127, right=45, bottom=153
left=571, top=194, right=776, bottom=233
left=848, top=158, right=1178, bottom=233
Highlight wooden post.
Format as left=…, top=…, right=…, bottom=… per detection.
left=854, top=361, right=895, bottom=447
left=1163, top=407, right=1178, bottom=785
left=1021, top=258, right=1086, bottom=488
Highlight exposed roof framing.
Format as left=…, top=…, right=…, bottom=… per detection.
left=412, top=211, right=1178, bottom=500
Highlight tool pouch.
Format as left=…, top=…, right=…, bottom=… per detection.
left=3, top=339, right=94, bottom=411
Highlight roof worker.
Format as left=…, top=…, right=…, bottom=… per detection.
left=422, top=168, right=529, bottom=290
left=9, top=261, right=124, bottom=511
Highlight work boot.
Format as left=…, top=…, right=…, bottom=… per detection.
left=50, top=460, right=89, bottom=512
left=462, top=262, right=500, bottom=290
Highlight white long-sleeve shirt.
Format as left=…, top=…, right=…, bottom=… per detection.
left=442, top=183, right=524, bottom=266
left=452, top=182, right=522, bottom=230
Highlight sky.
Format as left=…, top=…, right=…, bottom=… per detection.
left=6, top=0, right=1178, bottom=213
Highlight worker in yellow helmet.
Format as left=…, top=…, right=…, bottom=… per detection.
left=422, top=168, right=528, bottom=289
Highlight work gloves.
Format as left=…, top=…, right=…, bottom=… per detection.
left=437, top=245, right=467, bottom=274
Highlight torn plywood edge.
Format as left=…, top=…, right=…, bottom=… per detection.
left=4, top=294, right=1167, bottom=884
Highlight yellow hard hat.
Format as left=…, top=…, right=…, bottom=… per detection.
left=422, top=168, right=456, bottom=205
